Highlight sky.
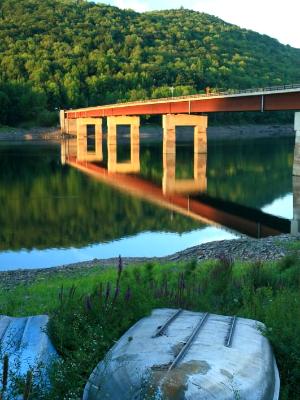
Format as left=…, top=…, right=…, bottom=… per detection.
left=98, top=0, right=300, bottom=49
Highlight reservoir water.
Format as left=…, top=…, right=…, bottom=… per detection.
left=0, top=135, right=294, bottom=270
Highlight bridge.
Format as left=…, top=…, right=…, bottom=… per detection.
left=63, top=84, right=300, bottom=118
left=60, top=83, right=300, bottom=178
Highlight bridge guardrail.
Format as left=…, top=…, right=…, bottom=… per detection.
left=112, top=83, right=300, bottom=107
left=65, top=83, right=300, bottom=113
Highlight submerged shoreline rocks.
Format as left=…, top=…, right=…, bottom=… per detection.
left=0, top=234, right=298, bottom=290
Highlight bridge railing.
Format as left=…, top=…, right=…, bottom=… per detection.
left=65, top=83, right=300, bottom=113
left=110, top=83, right=300, bottom=107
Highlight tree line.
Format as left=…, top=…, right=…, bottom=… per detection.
left=0, top=0, right=300, bottom=125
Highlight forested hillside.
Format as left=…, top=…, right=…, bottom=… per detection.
left=1, top=0, right=300, bottom=125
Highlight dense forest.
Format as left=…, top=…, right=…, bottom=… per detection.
left=0, top=0, right=300, bottom=125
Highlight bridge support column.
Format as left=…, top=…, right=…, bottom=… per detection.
left=293, top=112, right=300, bottom=176
left=163, top=114, right=208, bottom=155
left=76, top=118, right=103, bottom=162
left=107, top=116, right=140, bottom=173
left=291, top=175, right=300, bottom=235
left=162, top=114, right=207, bottom=194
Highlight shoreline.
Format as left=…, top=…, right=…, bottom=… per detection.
left=0, top=123, right=295, bottom=142
left=0, top=234, right=298, bottom=289
left=0, top=126, right=61, bottom=142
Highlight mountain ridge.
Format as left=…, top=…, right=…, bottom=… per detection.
left=0, top=0, right=300, bottom=124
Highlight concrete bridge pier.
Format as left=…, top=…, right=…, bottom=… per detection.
left=162, top=114, right=208, bottom=194
left=76, top=118, right=103, bottom=162
left=293, top=112, right=300, bottom=176
left=107, top=116, right=140, bottom=173
left=60, top=110, right=66, bottom=134
left=163, top=114, right=208, bottom=155
left=291, top=175, right=300, bottom=235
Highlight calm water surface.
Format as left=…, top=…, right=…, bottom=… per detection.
left=0, top=136, right=294, bottom=270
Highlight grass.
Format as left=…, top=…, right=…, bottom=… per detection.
left=0, top=255, right=299, bottom=399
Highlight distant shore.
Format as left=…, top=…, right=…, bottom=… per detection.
left=0, top=123, right=295, bottom=142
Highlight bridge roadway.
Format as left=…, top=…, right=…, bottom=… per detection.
left=64, top=84, right=300, bottom=119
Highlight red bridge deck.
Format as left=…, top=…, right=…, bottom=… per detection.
left=65, top=84, right=300, bottom=119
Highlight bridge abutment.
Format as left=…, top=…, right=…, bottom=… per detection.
left=60, top=110, right=66, bottom=134
left=76, top=118, right=103, bottom=162
left=293, top=112, right=300, bottom=176
left=107, top=116, right=140, bottom=173
left=291, top=175, right=300, bottom=235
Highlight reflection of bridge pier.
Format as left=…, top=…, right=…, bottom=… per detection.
left=162, top=114, right=207, bottom=194
left=291, top=175, right=300, bottom=235
left=107, top=116, right=140, bottom=173
left=162, top=152, right=207, bottom=195
left=76, top=118, right=103, bottom=162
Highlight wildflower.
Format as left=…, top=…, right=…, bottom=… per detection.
left=84, top=295, right=92, bottom=312
left=118, top=255, right=123, bottom=278
left=105, top=282, right=111, bottom=304
left=125, top=286, right=131, bottom=302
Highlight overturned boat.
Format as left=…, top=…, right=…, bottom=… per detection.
left=0, top=315, right=58, bottom=397
left=84, top=309, right=280, bottom=400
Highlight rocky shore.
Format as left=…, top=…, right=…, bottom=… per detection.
left=0, top=234, right=298, bottom=290
left=0, top=126, right=61, bottom=141
left=140, top=123, right=295, bottom=141
left=0, top=123, right=295, bottom=142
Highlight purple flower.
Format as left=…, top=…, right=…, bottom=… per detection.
left=118, top=255, right=123, bottom=278
left=105, top=282, right=111, bottom=304
left=125, top=286, right=131, bottom=302
left=85, top=295, right=92, bottom=312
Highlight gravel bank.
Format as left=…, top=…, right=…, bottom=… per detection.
left=139, top=123, right=294, bottom=141
left=0, top=123, right=294, bottom=142
left=1, top=234, right=299, bottom=290
left=0, top=126, right=61, bottom=141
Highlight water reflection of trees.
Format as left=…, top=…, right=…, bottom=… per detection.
left=0, top=145, right=200, bottom=251
left=0, top=138, right=293, bottom=250
left=140, top=138, right=293, bottom=208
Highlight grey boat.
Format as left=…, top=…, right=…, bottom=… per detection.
left=0, top=315, right=58, bottom=398
left=83, top=308, right=280, bottom=400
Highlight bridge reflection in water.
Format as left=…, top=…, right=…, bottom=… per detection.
left=62, top=138, right=292, bottom=239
